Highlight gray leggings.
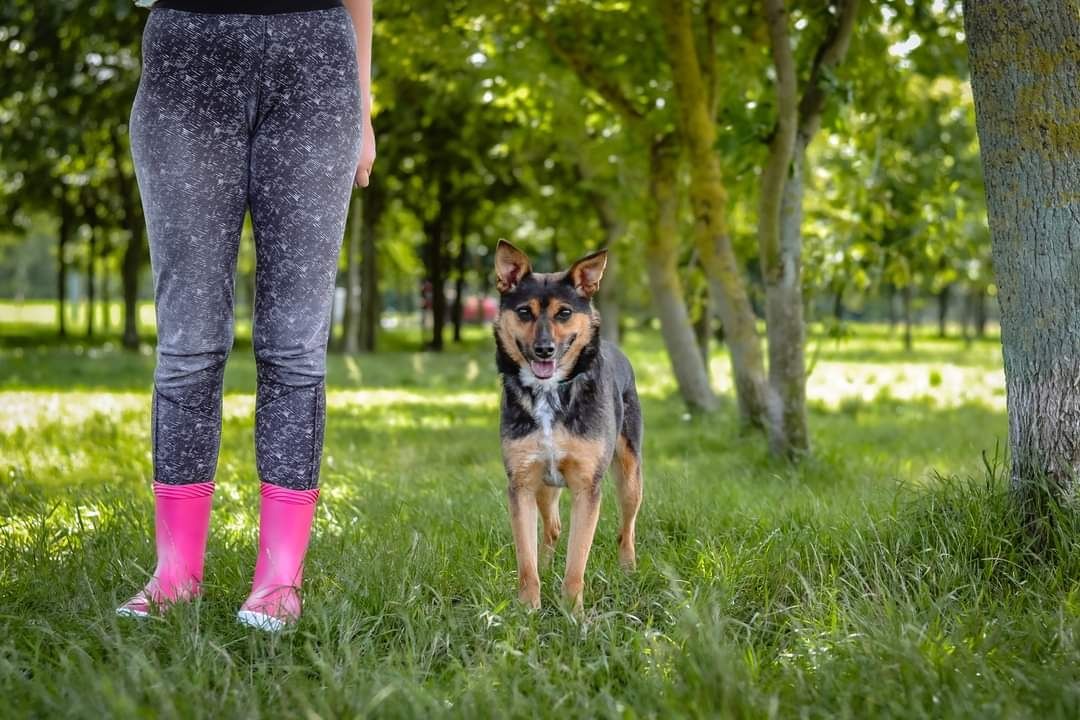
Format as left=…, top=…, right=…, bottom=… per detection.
left=130, top=8, right=362, bottom=490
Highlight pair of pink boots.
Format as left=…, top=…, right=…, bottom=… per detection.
left=116, top=481, right=319, bottom=632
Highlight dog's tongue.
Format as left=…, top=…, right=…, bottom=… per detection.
left=531, top=359, right=556, bottom=379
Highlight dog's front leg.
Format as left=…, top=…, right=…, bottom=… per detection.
left=563, top=482, right=601, bottom=616
left=507, top=483, right=541, bottom=610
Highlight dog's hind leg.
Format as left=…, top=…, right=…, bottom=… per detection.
left=536, top=486, right=562, bottom=571
left=613, top=435, right=643, bottom=570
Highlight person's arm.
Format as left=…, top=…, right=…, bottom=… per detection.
left=344, top=0, right=375, bottom=187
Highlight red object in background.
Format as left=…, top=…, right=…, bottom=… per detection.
left=463, top=296, right=498, bottom=323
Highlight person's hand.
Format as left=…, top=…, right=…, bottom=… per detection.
left=354, top=120, right=376, bottom=188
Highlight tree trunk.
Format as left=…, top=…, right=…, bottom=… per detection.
left=757, top=0, right=858, bottom=457
left=426, top=181, right=449, bottom=352
left=102, top=251, right=111, bottom=334
left=110, top=127, right=145, bottom=349
left=343, top=191, right=363, bottom=354
left=833, top=285, right=845, bottom=321
left=659, top=0, right=772, bottom=429
left=359, top=196, right=380, bottom=352
left=886, top=284, right=898, bottom=329
left=57, top=196, right=72, bottom=338
left=86, top=224, right=97, bottom=339
left=590, top=196, right=624, bottom=345
left=902, top=284, right=913, bottom=351
left=764, top=147, right=809, bottom=455
left=694, top=284, right=711, bottom=373
left=452, top=218, right=468, bottom=343
left=937, top=283, right=951, bottom=338
left=644, top=137, right=717, bottom=413
left=973, top=287, right=988, bottom=338
left=964, top=0, right=1080, bottom=506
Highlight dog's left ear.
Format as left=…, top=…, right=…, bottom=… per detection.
left=567, top=249, right=608, bottom=298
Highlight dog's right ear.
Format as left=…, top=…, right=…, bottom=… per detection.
left=495, top=240, right=532, bottom=293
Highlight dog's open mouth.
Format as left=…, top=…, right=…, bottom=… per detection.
left=530, top=359, right=557, bottom=379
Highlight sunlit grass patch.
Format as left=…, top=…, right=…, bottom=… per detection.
left=0, top=327, right=1047, bottom=718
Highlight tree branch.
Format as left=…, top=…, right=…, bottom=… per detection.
left=525, top=3, right=646, bottom=123
left=797, top=0, right=860, bottom=141
left=759, top=0, right=799, bottom=279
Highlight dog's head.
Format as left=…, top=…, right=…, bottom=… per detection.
left=493, top=240, right=607, bottom=387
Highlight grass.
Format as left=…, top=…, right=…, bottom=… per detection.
left=6, top=309, right=1080, bottom=718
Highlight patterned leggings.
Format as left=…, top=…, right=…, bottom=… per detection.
left=130, top=8, right=362, bottom=490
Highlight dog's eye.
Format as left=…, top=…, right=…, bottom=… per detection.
left=555, top=307, right=573, bottom=321
left=516, top=307, right=533, bottom=321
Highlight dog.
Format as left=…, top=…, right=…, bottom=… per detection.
left=493, top=240, right=643, bottom=613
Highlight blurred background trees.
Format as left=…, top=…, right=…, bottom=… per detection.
left=0, top=0, right=991, bottom=458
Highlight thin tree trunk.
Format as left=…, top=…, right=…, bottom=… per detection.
left=937, top=283, right=951, bottom=338
left=765, top=147, right=809, bottom=454
left=359, top=197, right=379, bottom=352
left=86, top=224, right=97, bottom=339
left=426, top=181, right=449, bottom=352
left=974, top=287, right=988, bottom=338
left=902, top=284, right=913, bottom=351
left=343, top=192, right=363, bottom=354
left=694, top=283, right=711, bottom=373
left=102, top=251, right=111, bottom=334
left=886, top=284, right=898, bottom=330
left=758, top=0, right=858, bottom=457
left=57, top=196, right=72, bottom=338
left=452, top=216, right=468, bottom=343
left=660, top=0, right=772, bottom=429
left=833, top=285, right=845, bottom=321
left=110, top=126, right=144, bottom=349
left=591, top=202, right=624, bottom=345
left=965, top=0, right=1080, bottom=507
left=644, top=137, right=717, bottom=413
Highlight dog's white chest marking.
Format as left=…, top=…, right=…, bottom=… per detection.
left=532, top=389, right=566, bottom=488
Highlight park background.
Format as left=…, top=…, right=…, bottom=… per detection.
left=2, top=1, right=1077, bottom=718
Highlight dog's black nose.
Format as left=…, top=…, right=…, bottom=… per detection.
left=533, top=342, right=556, bottom=359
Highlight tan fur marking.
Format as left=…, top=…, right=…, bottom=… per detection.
left=553, top=429, right=608, bottom=493
left=495, top=310, right=531, bottom=367
left=556, top=311, right=597, bottom=375
left=613, top=434, right=643, bottom=570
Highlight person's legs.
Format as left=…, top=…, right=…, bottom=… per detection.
left=237, top=7, right=362, bottom=630
left=119, top=10, right=255, bottom=615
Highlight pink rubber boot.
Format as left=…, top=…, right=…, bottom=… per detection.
left=236, top=483, right=320, bottom=632
left=117, top=481, right=215, bottom=617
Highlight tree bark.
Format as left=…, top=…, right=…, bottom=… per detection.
left=645, top=137, right=718, bottom=413
left=57, top=195, right=72, bottom=338
left=86, top=222, right=96, bottom=339
left=660, top=0, right=773, bottom=430
left=759, top=0, right=859, bottom=457
left=359, top=196, right=380, bottom=352
left=343, top=191, right=363, bottom=354
left=586, top=189, right=624, bottom=345
left=937, top=283, right=951, bottom=338
left=902, top=284, right=914, bottom=351
left=425, top=179, right=450, bottom=352
left=110, top=126, right=145, bottom=349
left=964, top=0, right=1080, bottom=506
left=452, top=217, right=468, bottom=343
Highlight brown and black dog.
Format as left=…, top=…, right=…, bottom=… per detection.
left=493, top=240, right=643, bottom=613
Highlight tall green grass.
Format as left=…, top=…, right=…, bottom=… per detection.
left=6, top=323, right=1071, bottom=719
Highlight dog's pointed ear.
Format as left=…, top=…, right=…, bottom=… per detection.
left=495, top=240, right=531, bottom=293
left=567, top=249, right=608, bottom=298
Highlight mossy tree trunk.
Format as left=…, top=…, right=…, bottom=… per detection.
left=659, top=0, right=773, bottom=431
left=645, top=137, right=719, bottom=413
left=964, top=0, right=1080, bottom=505
left=760, top=0, right=859, bottom=458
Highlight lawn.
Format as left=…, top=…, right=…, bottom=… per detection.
left=5, top=312, right=1080, bottom=718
